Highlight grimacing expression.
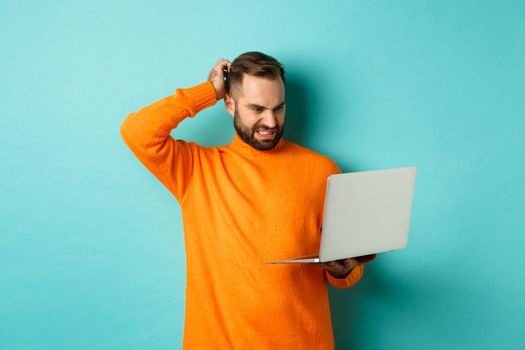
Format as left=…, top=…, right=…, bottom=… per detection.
left=229, top=75, right=286, bottom=151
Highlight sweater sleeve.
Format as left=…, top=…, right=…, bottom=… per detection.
left=325, top=264, right=364, bottom=288
left=120, top=81, right=217, bottom=202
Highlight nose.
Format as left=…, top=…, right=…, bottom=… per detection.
left=260, top=111, right=278, bottom=129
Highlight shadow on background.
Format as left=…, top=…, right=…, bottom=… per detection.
left=329, top=264, right=390, bottom=348
left=328, top=259, right=469, bottom=349
left=280, top=74, right=311, bottom=146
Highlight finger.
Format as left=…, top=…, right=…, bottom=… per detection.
left=327, top=262, right=346, bottom=274
left=342, top=258, right=359, bottom=270
left=314, top=261, right=340, bottom=270
left=216, top=58, right=230, bottom=67
left=324, top=261, right=341, bottom=268
left=218, top=63, right=231, bottom=76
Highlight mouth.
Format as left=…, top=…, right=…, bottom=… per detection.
left=255, top=129, right=277, bottom=140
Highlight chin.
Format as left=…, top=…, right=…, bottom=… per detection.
left=253, top=137, right=280, bottom=151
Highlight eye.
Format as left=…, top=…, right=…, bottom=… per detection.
left=253, top=107, right=263, bottom=113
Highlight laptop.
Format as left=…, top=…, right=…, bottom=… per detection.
left=264, top=166, right=417, bottom=264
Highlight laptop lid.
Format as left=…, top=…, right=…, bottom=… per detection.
left=318, top=166, right=416, bottom=262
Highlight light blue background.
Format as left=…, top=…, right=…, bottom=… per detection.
left=1, top=1, right=524, bottom=349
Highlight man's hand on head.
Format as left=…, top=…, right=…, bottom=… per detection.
left=315, top=254, right=377, bottom=279
left=208, top=58, right=231, bottom=100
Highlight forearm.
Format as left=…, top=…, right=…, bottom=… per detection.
left=120, top=81, right=217, bottom=158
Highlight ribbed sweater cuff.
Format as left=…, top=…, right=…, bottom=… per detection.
left=180, top=81, right=218, bottom=117
left=326, top=264, right=364, bottom=289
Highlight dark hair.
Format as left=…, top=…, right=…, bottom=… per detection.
left=226, top=51, right=285, bottom=98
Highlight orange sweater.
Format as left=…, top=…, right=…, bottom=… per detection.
left=120, top=81, right=364, bottom=349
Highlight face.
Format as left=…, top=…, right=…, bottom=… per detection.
left=226, top=74, right=286, bottom=151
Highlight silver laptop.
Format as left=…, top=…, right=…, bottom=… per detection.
left=264, top=166, right=417, bottom=264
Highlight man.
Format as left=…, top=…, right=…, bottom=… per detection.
left=120, top=51, right=376, bottom=349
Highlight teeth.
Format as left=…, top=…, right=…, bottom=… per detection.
left=257, top=130, right=274, bottom=135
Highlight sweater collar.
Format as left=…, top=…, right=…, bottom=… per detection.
left=226, top=132, right=287, bottom=157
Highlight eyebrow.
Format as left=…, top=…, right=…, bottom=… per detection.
left=247, top=101, right=286, bottom=110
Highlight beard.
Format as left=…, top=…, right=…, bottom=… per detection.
left=233, top=108, right=285, bottom=151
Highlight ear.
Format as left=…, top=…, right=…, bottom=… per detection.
left=224, top=94, right=235, bottom=118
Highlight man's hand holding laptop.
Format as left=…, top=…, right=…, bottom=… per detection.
left=316, top=254, right=377, bottom=279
